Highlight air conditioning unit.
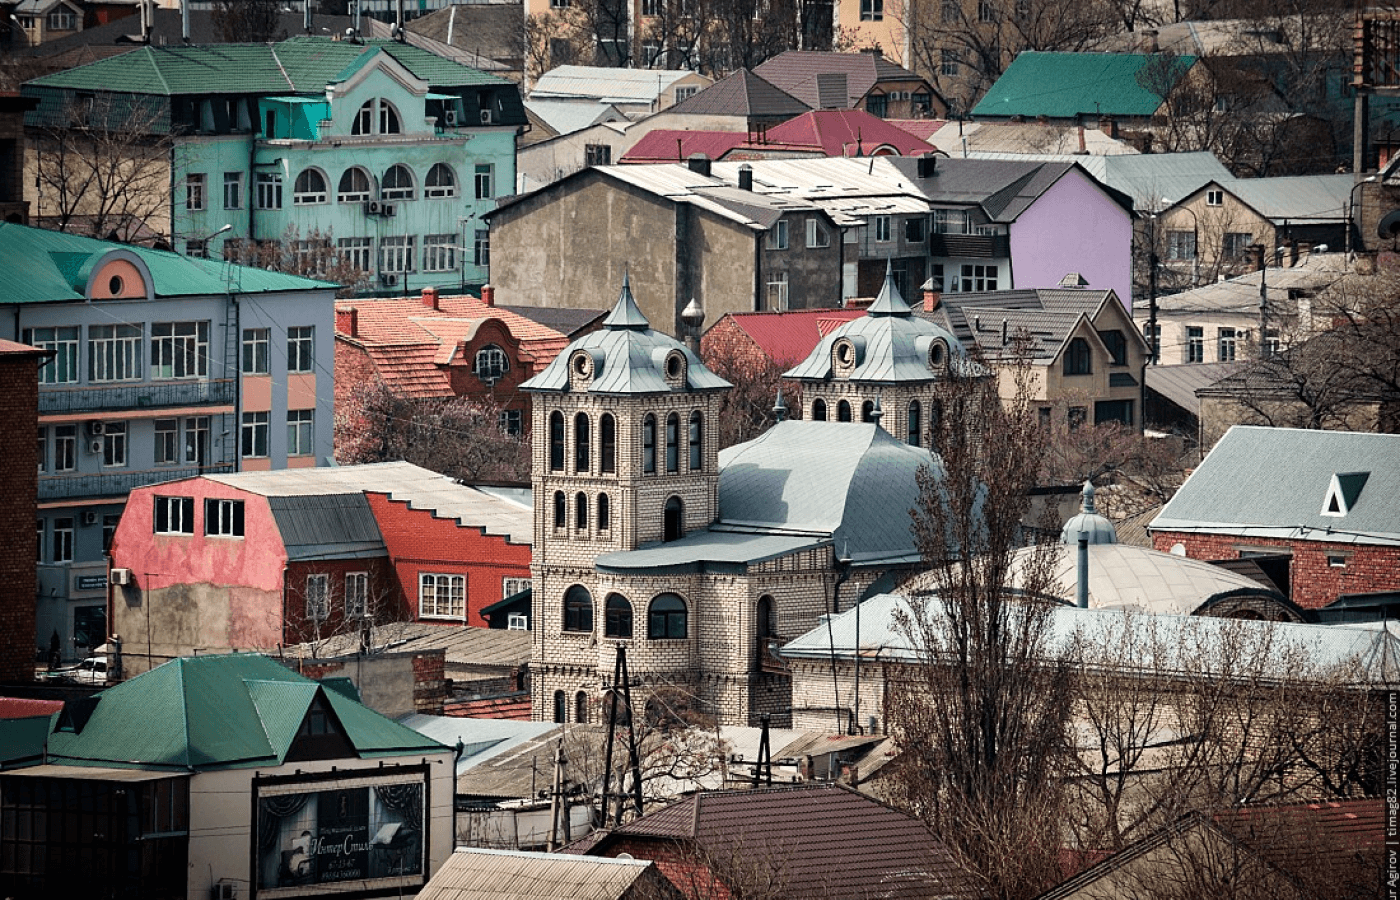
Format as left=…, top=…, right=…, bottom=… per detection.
left=110, top=568, right=131, bottom=586
left=479, top=108, right=494, bottom=125
left=381, top=273, right=399, bottom=287
left=80, top=510, right=99, bottom=527
left=86, top=420, right=105, bottom=436
left=381, top=203, right=396, bottom=217
left=443, top=108, right=459, bottom=126
left=87, top=439, right=104, bottom=454
left=212, top=882, right=238, bottom=900
left=364, top=200, right=383, bottom=216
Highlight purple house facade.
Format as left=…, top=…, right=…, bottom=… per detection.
left=1006, top=165, right=1133, bottom=304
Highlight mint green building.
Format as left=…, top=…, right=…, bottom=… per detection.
left=23, top=37, right=525, bottom=292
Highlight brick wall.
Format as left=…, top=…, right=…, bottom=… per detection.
left=1152, top=530, right=1400, bottom=610
left=0, top=351, right=39, bottom=681
left=283, top=647, right=446, bottom=716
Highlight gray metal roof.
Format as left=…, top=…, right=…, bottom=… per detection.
left=1135, top=253, right=1350, bottom=315
left=522, top=99, right=628, bottom=136
left=595, top=530, right=826, bottom=573
left=421, top=848, right=658, bottom=900
left=781, top=592, right=1400, bottom=685
left=520, top=278, right=731, bottom=395
left=1145, top=362, right=1243, bottom=417
left=530, top=65, right=701, bottom=103
left=268, top=494, right=385, bottom=561
left=1151, top=426, right=1400, bottom=546
left=1216, top=173, right=1353, bottom=224
left=926, top=287, right=1136, bottom=363
left=963, top=150, right=1232, bottom=210
left=400, top=714, right=556, bottom=774
left=716, top=420, right=939, bottom=564
left=292, top=622, right=531, bottom=672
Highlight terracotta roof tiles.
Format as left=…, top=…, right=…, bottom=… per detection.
left=713, top=307, right=863, bottom=367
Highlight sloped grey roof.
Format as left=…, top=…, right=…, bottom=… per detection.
left=716, top=420, right=940, bottom=564
left=925, top=287, right=1132, bottom=363
left=1145, top=362, right=1243, bottom=417
left=1151, top=426, right=1400, bottom=546
left=531, top=65, right=700, bottom=103
left=268, top=495, right=385, bottom=562
left=523, top=99, right=628, bottom=136
left=961, top=151, right=1231, bottom=210
left=520, top=277, right=730, bottom=395
left=1218, top=173, right=1352, bottom=224
left=421, top=848, right=660, bottom=900
left=596, top=530, right=824, bottom=572
left=669, top=68, right=810, bottom=118
left=785, top=269, right=966, bottom=383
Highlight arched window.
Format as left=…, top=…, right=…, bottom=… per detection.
left=605, top=593, right=633, bottom=638
left=664, top=496, right=684, bottom=542
left=837, top=400, right=852, bottom=422
left=665, top=412, right=679, bottom=473
left=575, top=492, right=588, bottom=530
left=549, top=411, right=565, bottom=471
left=600, top=413, right=616, bottom=473
left=575, top=691, right=589, bottom=724
left=337, top=166, right=372, bottom=203
left=597, top=493, right=610, bottom=531
left=757, top=595, right=775, bottom=639
left=907, top=400, right=921, bottom=446
left=812, top=398, right=827, bottom=421
left=553, top=690, right=566, bottom=723
left=648, top=593, right=687, bottom=639
left=380, top=164, right=414, bottom=200
left=424, top=162, right=457, bottom=198
left=688, top=410, right=703, bottom=471
left=1064, top=337, right=1092, bottom=375
left=379, top=101, right=401, bottom=134
left=553, top=491, right=565, bottom=529
left=861, top=400, right=875, bottom=422
left=352, top=100, right=375, bottom=135
left=474, top=345, right=507, bottom=382
left=574, top=413, right=590, bottom=473
left=292, top=168, right=328, bottom=204
left=642, top=414, right=656, bottom=474
left=563, top=585, right=593, bottom=632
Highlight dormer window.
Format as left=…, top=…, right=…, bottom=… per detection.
left=474, top=345, right=508, bottom=382
left=1321, top=472, right=1369, bottom=517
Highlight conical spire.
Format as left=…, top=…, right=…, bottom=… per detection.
left=1080, top=480, right=1097, bottom=514
left=602, top=270, right=651, bottom=330
left=866, top=259, right=913, bottom=317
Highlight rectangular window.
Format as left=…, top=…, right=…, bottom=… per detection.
left=36, top=518, right=43, bottom=562
left=766, top=271, right=788, bottom=311
left=474, top=163, right=494, bottom=199
left=305, top=574, right=329, bottom=621
left=255, top=172, right=282, bottom=209
left=958, top=264, right=998, bottom=292
left=978, top=0, right=995, bottom=21
left=52, top=517, right=73, bottom=563
left=22, top=326, right=79, bottom=384
left=185, top=416, right=209, bottom=466
left=102, top=421, right=126, bottom=468
left=48, top=8, right=75, bottom=29
left=54, top=424, right=76, bottom=472
left=242, top=328, right=269, bottom=375
left=904, top=217, right=926, bottom=243
left=503, top=577, right=530, bottom=599
left=36, top=427, right=45, bottom=473
left=585, top=144, right=612, bottom=166
left=204, top=498, right=245, bottom=537
left=151, top=321, right=208, bottom=380
left=345, top=572, right=369, bottom=618
left=860, top=0, right=883, bottom=20
left=1167, top=230, right=1197, bottom=260
left=223, top=172, right=242, bottom=210
left=337, top=237, right=372, bottom=272
left=88, top=324, right=142, bottom=382
left=474, top=230, right=490, bottom=267
left=940, top=49, right=961, bottom=77
left=154, top=418, right=179, bottom=466
left=241, top=411, right=269, bottom=458
left=287, top=326, right=314, bottom=374
left=153, top=495, right=195, bottom=535
left=1068, top=406, right=1087, bottom=430
left=806, top=217, right=830, bottom=248
left=874, top=216, right=891, bottom=242
left=766, top=219, right=789, bottom=250
left=185, top=239, right=208, bottom=259
left=1186, top=325, right=1204, bottom=363
left=103, top=514, right=120, bottom=553
left=498, top=409, right=523, bottom=435
left=941, top=0, right=957, bottom=21
left=186, top=173, right=205, bottom=211
left=423, top=234, right=456, bottom=272
left=420, top=573, right=466, bottom=619
left=1218, top=327, right=1238, bottom=361
left=379, top=236, right=415, bottom=274
left=287, top=409, right=314, bottom=456
left=1206, top=189, right=1224, bottom=206
left=1222, top=232, right=1252, bottom=258
left=865, top=93, right=887, bottom=118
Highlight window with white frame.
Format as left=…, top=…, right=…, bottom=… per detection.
left=1167, top=230, right=1197, bottom=260
left=185, top=416, right=209, bottom=466
left=503, top=577, right=530, bottom=599
left=1206, top=189, right=1224, bottom=206
left=420, top=573, right=465, bottom=619
left=860, top=0, right=883, bottom=20
left=186, top=173, right=206, bottom=211
left=204, top=498, right=244, bottom=537
left=978, top=0, right=995, bottom=21
left=287, top=326, right=314, bottom=373
left=337, top=237, right=372, bottom=271
left=766, top=271, right=789, bottom=311
left=424, top=163, right=457, bottom=198
left=305, top=574, right=329, bottom=621
left=153, top=496, right=195, bottom=535
left=102, top=421, right=126, bottom=468
left=1218, top=327, right=1238, bottom=361
left=255, top=172, right=282, bottom=209
left=337, top=167, right=372, bottom=202
left=47, top=7, right=76, bottom=30
left=474, top=163, right=494, bottom=199
left=507, top=613, right=528, bottom=630
left=52, top=517, right=74, bottom=563
left=423, top=234, right=456, bottom=272
left=242, top=328, right=269, bottom=375
left=151, top=322, right=208, bottom=380
left=474, top=229, right=490, bottom=267
left=22, top=326, right=78, bottom=384
left=379, top=102, right=400, bottom=134
left=381, top=165, right=414, bottom=200
left=958, top=264, right=998, bottom=292
left=223, top=172, right=242, bottom=209
left=287, top=409, right=314, bottom=456
left=345, top=572, right=369, bottom=618
left=806, top=217, right=830, bottom=248
left=241, top=411, right=269, bottom=458
left=1222, top=232, right=1252, bottom=258
left=36, top=427, right=45, bottom=474
left=53, top=425, right=76, bottom=472
left=874, top=215, right=891, bottom=242
left=766, top=219, right=789, bottom=250
left=155, top=418, right=179, bottom=466
left=379, top=236, right=415, bottom=273
left=88, top=324, right=141, bottom=382
left=498, top=409, right=522, bottom=435
left=292, top=168, right=328, bottom=204
left=940, top=49, right=961, bottom=77
left=474, top=345, right=508, bottom=382
left=186, top=239, right=208, bottom=259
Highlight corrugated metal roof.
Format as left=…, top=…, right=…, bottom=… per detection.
left=973, top=51, right=1195, bottom=119
left=524, top=99, right=628, bottom=136
left=1145, top=362, right=1243, bottom=416
left=531, top=65, right=701, bottom=103
left=293, top=623, right=531, bottom=672
left=1151, top=426, right=1400, bottom=546
left=269, top=494, right=386, bottom=561
left=595, top=530, right=825, bottom=572
left=621, top=128, right=751, bottom=164
left=1138, top=252, right=1349, bottom=315
left=421, top=847, right=660, bottom=900
left=400, top=714, right=556, bottom=773
left=1203, top=173, right=1353, bottom=223
left=759, top=108, right=938, bottom=156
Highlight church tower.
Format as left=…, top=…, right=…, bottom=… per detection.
left=521, top=276, right=731, bottom=723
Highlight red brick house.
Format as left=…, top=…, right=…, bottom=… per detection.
left=1150, top=426, right=1400, bottom=612
left=110, top=462, right=532, bottom=674
left=335, top=286, right=573, bottom=439
left=0, top=340, right=46, bottom=683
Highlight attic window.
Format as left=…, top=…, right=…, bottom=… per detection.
left=1321, top=471, right=1369, bottom=517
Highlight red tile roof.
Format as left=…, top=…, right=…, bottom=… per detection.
left=886, top=118, right=948, bottom=142
left=621, top=129, right=752, bottom=164
left=1213, top=798, right=1384, bottom=875
left=760, top=109, right=938, bottom=157
left=716, top=307, right=864, bottom=366
left=0, top=697, right=63, bottom=719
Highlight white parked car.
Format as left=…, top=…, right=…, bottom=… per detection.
left=58, top=656, right=110, bottom=685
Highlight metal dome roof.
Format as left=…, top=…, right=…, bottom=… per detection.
left=1060, top=481, right=1117, bottom=546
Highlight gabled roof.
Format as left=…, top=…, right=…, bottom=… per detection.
left=530, top=65, right=701, bottom=104
left=923, top=287, right=1139, bottom=363
left=1145, top=362, right=1244, bottom=418
left=1151, top=426, right=1400, bottom=546
left=1186, top=174, right=1353, bottom=224
left=755, top=50, right=931, bottom=110
left=668, top=67, right=810, bottom=118
left=973, top=51, right=1196, bottom=119
left=41, top=653, right=445, bottom=771
left=708, top=307, right=864, bottom=367
left=422, top=848, right=671, bottom=900
left=525, top=98, right=629, bottom=136
left=756, top=108, right=939, bottom=156
left=620, top=128, right=752, bottom=164
left=1136, top=252, right=1349, bottom=315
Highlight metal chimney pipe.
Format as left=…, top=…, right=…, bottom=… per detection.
left=180, top=0, right=189, bottom=42
left=304, top=0, right=312, bottom=34
left=1077, top=536, right=1089, bottom=609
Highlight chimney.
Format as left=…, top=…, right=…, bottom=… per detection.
left=1098, top=116, right=1118, bottom=139
left=1142, top=29, right=1159, bottom=53
left=1297, top=241, right=1312, bottom=259
left=481, top=283, right=495, bottom=306
left=922, top=287, right=940, bottom=312
left=1250, top=244, right=1265, bottom=272
left=421, top=286, right=440, bottom=310
left=1077, top=536, right=1089, bottom=608
left=917, top=152, right=938, bottom=179
left=687, top=153, right=712, bottom=176
left=738, top=164, right=753, bottom=191
left=1078, top=124, right=1086, bottom=153
left=336, top=306, right=358, bottom=338
left=1001, top=318, right=1009, bottom=346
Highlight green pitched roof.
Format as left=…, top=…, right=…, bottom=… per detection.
left=27, top=36, right=507, bottom=96
left=0, top=222, right=335, bottom=304
left=972, top=51, right=1196, bottom=119
left=42, top=654, right=445, bottom=771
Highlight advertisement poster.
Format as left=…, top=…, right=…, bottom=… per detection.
left=256, top=779, right=424, bottom=892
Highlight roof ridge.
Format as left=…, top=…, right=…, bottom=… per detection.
left=148, top=46, right=172, bottom=95
left=268, top=42, right=295, bottom=92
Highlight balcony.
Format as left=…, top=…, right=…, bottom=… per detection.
left=39, top=464, right=234, bottom=502
left=38, top=379, right=236, bottom=416
left=929, top=233, right=1010, bottom=259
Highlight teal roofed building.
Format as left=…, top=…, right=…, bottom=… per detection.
left=972, top=51, right=1198, bottom=122
left=0, top=652, right=456, bottom=899
left=22, top=36, right=525, bottom=292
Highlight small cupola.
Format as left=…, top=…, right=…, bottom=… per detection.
left=1060, top=481, right=1117, bottom=545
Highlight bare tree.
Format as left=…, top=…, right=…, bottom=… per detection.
left=223, top=225, right=371, bottom=297
left=699, top=341, right=802, bottom=449
left=211, top=0, right=287, bottom=43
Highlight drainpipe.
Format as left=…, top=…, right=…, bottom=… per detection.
left=829, top=551, right=852, bottom=734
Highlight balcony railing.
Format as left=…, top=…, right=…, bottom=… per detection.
left=39, top=464, right=234, bottom=502
left=38, top=379, right=236, bottom=415
left=929, top=233, right=1010, bottom=259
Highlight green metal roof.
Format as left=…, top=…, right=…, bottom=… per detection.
left=26, top=36, right=508, bottom=97
left=972, top=51, right=1196, bottom=120
left=42, top=653, right=446, bottom=771
left=0, top=222, right=334, bottom=304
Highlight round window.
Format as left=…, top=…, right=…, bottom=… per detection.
left=930, top=342, right=946, bottom=367
left=573, top=354, right=589, bottom=376
left=666, top=354, right=682, bottom=378
left=836, top=342, right=853, bottom=366
left=108, top=275, right=124, bottom=295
